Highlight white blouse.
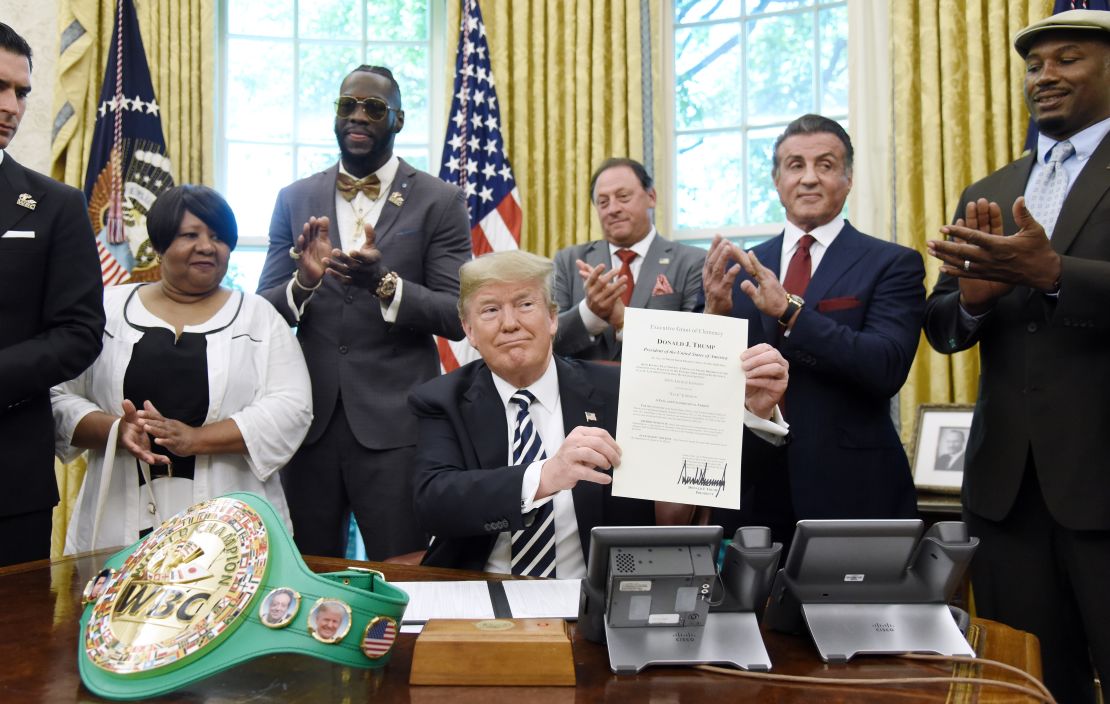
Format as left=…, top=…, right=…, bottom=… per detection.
left=52, top=284, right=313, bottom=554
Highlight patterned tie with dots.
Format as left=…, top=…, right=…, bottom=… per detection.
left=1026, top=140, right=1075, bottom=239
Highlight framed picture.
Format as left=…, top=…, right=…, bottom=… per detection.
left=911, top=404, right=975, bottom=494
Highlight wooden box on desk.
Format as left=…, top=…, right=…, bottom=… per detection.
left=409, top=618, right=576, bottom=685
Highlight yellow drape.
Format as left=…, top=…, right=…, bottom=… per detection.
left=48, top=0, right=215, bottom=558
left=447, top=0, right=664, bottom=257
left=891, top=0, right=1050, bottom=446
left=50, top=0, right=214, bottom=189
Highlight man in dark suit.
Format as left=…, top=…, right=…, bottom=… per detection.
left=257, top=65, right=471, bottom=560
left=553, top=158, right=706, bottom=361
left=703, top=114, right=925, bottom=529
left=410, top=250, right=789, bottom=576
left=923, top=11, right=1110, bottom=701
left=0, top=24, right=104, bottom=565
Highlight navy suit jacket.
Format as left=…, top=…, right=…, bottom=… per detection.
left=257, top=159, right=471, bottom=450
left=0, top=154, right=104, bottom=517
left=729, top=222, right=924, bottom=520
left=924, top=131, right=1110, bottom=530
left=409, top=356, right=788, bottom=571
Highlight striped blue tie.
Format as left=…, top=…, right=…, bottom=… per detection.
left=509, top=390, right=556, bottom=577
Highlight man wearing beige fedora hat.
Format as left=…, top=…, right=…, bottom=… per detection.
left=924, top=9, right=1110, bottom=702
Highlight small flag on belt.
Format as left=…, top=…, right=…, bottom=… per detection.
left=360, top=617, right=398, bottom=659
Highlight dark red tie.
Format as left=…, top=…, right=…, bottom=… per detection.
left=616, top=249, right=637, bottom=306
left=782, top=234, right=815, bottom=297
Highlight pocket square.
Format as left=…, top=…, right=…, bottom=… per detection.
left=817, top=296, right=862, bottom=312
left=1, top=230, right=35, bottom=239
left=651, top=274, right=674, bottom=296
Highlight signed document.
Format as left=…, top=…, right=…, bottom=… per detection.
left=612, top=308, right=747, bottom=508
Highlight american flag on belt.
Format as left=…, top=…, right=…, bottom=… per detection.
left=437, top=0, right=523, bottom=372
left=361, top=617, right=397, bottom=658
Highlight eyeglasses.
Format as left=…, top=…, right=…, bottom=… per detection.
left=334, top=95, right=398, bottom=122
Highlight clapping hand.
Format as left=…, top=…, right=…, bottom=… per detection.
left=576, top=259, right=627, bottom=328
left=135, top=401, right=201, bottom=459
left=118, top=399, right=171, bottom=465
left=325, top=222, right=390, bottom=292
left=928, top=197, right=1061, bottom=314
left=293, top=216, right=334, bottom=287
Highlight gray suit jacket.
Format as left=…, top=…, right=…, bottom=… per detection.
left=257, top=159, right=471, bottom=450
left=552, top=234, right=706, bottom=360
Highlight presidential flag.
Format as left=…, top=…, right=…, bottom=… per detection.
left=83, top=0, right=175, bottom=285
left=1023, top=0, right=1110, bottom=152
left=437, top=0, right=524, bottom=371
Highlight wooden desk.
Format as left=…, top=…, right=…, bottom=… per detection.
left=0, top=551, right=1041, bottom=703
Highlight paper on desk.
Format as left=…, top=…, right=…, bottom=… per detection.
left=501, top=579, right=581, bottom=619
left=391, top=579, right=582, bottom=625
left=392, top=581, right=495, bottom=623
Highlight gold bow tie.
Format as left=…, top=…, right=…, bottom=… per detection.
left=336, top=172, right=382, bottom=201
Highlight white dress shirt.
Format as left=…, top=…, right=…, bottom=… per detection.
left=778, top=216, right=845, bottom=277
left=484, top=358, right=586, bottom=577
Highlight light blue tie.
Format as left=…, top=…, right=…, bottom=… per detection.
left=1026, top=140, right=1075, bottom=239
left=509, top=390, right=556, bottom=577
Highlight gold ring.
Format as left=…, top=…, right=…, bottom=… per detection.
left=289, top=246, right=302, bottom=261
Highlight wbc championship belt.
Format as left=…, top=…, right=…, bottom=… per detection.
left=78, top=493, right=409, bottom=700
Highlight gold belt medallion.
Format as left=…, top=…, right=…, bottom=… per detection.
left=85, top=497, right=269, bottom=673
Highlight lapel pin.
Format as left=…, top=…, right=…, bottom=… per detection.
left=658, top=257, right=670, bottom=265
left=388, top=192, right=405, bottom=207
left=585, top=411, right=597, bottom=422
left=16, top=193, right=36, bottom=210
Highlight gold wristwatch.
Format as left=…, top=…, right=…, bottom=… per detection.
left=778, top=293, right=804, bottom=326
left=375, top=271, right=400, bottom=299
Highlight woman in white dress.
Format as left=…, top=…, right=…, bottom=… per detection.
left=53, top=185, right=312, bottom=553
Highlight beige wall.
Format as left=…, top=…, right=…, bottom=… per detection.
left=6, top=1, right=60, bottom=175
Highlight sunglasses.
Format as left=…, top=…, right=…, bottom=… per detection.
left=334, top=95, right=398, bottom=122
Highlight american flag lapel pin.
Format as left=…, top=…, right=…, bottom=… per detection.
left=585, top=411, right=597, bottom=422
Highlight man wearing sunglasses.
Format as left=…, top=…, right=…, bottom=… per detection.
left=257, top=65, right=472, bottom=561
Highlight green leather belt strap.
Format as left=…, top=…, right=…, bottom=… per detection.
left=77, top=492, right=409, bottom=701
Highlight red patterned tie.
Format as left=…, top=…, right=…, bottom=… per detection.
left=615, top=249, right=637, bottom=306
left=782, top=235, right=815, bottom=296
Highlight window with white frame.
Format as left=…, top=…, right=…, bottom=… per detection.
left=217, top=0, right=445, bottom=291
left=670, top=0, right=848, bottom=241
